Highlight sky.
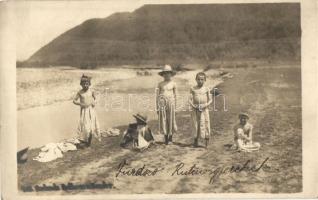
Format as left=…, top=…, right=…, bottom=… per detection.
left=14, top=1, right=144, bottom=61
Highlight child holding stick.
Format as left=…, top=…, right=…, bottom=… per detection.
left=189, top=72, right=213, bottom=148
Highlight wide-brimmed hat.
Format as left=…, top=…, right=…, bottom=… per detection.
left=238, top=113, right=249, bottom=119
left=133, top=113, right=148, bottom=124
left=158, top=65, right=176, bottom=76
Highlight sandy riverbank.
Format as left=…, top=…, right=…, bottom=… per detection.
left=18, top=66, right=302, bottom=193
left=17, top=68, right=223, bottom=149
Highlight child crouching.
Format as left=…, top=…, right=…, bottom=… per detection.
left=120, top=113, right=155, bottom=151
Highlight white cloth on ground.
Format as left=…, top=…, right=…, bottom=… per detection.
left=33, top=142, right=77, bottom=162
left=101, top=128, right=121, bottom=137
left=63, top=138, right=81, bottom=144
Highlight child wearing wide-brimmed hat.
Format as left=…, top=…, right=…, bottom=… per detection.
left=73, top=74, right=101, bottom=148
left=233, top=113, right=260, bottom=152
left=120, top=113, right=155, bottom=150
left=156, top=65, right=178, bottom=145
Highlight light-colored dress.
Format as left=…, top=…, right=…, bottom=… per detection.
left=190, top=86, right=211, bottom=139
left=75, top=89, right=100, bottom=142
left=233, top=122, right=260, bottom=152
left=135, top=126, right=154, bottom=150
left=157, top=81, right=178, bottom=136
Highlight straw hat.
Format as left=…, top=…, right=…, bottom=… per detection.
left=238, top=113, right=249, bottom=119
left=133, top=113, right=148, bottom=124
left=158, top=65, right=176, bottom=76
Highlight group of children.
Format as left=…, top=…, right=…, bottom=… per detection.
left=73, top=65, right=260, bottom=152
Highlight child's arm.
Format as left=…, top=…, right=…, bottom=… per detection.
left=248, top=125, right=253, bottom=142
left=73, top=92, right=81, bottom=106
left=237, top=130, right=251, bottom=142
left=188, top=89, right=197, bottom=109
left=73, top=91, right=87, bottom=108
left=156, top=84, right=161, bottom=114
left=173, top=82, right=177, bottom=107
left=203, top=88, right=213, bottom=109
left=92, top=91, right=97, bottom=107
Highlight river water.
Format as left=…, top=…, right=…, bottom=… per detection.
left=17, top=97, right=159, bottom=150
left=17, top=69, right=222, bottom=150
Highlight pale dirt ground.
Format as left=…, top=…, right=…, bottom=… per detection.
left=17, top=66, right=301, bottom=194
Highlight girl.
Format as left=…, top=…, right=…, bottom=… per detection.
left=157, top=65, right=178, bottom=145
left=73, top=74, right=101, bottom=148
left=233, top=113, right=260, bottom=152
left=189, top=72, right=212, bottom=148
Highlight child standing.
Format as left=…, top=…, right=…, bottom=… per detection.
left=189, top=72, right=212, bottom=148
left=157, top=65, right=178, bottom=145
left=73, top=74, right=101, bottom=148
left=233, top=113, right=260, bottom=152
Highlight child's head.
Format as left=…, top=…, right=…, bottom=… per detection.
left=239, top=113, right=249, bottom=125
left=196, top=72, right=206, bottom=87
left=162, top=71, right=173, bottom=81
left=80, top=74, right=91, bottom=90
left=158, top=65, right=176, bottom=81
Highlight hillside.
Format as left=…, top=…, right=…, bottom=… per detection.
left=23, top=3, right=300, bottom=68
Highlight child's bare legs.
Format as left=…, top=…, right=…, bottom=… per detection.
left=194, top=138, right=198, bottom=147
left=164, top=135, right=169, bottom=145
left=166, top=122, right=172, bottom=144
left=193, top=138, right=209, bottom=149
left=165, top=114, right=174, bottom=145
left=168, top=135, right=172, bottom=142
left=86, top=133, right=92, bottom=147
left=205, top=138, right=209, bottom=148
left=194, top=115, right=200, bottom=147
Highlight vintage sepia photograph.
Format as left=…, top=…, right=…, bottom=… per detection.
left=11, top=0, right=306, bottom=196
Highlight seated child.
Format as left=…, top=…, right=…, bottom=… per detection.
left=120, top=113, right=155, bottom=150
left=233, top=113, right=260, bottom=152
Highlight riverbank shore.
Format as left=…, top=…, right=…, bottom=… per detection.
left=17, top=68, right=223, bottom=149
left=18, top=66, right=302, bottom=193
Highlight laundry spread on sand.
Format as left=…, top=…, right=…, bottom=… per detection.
left=63, top=138, right=81, bottom=144
left=101, top=128, right=121, bottom=137
left=33, top=129, right=121, bottom=163
left=33, top=140, right=79, bottom=162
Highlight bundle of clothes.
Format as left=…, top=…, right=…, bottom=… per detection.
left=33, top=138, right=80, bottom=162
left=32, top=128, right=121, bottom=163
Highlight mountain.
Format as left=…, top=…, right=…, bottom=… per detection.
left=24, top=3, right=300, bottom=68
